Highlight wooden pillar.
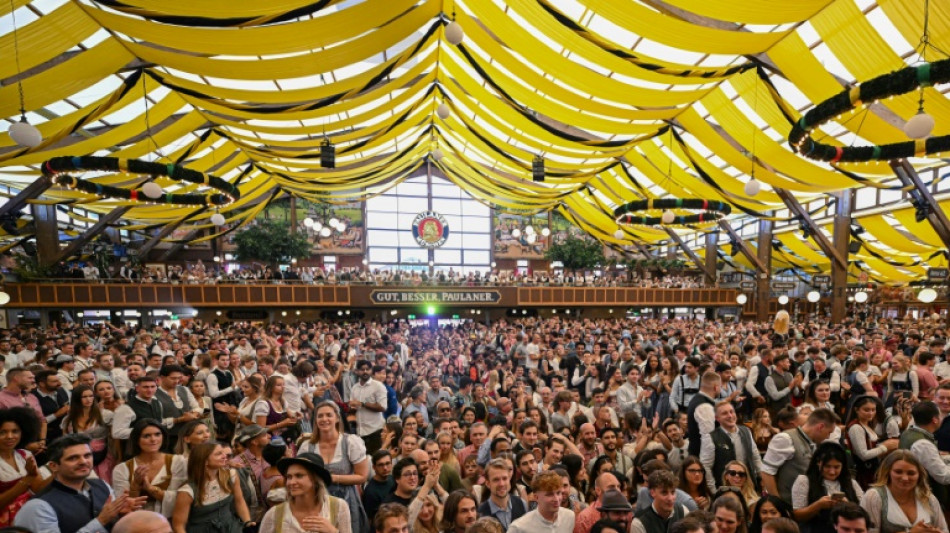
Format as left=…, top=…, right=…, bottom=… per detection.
left=755, top=216, right=773, bottom=322
left=30, top=204, right=60, bottom=268
left=831, top=190, right=854, bottom=324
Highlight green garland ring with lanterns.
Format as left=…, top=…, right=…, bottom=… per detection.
left=613, top=198, right=731, bottom=226
left=788, top=59, right=950, bottom=163
left=42, top=156, right=240, bottom=206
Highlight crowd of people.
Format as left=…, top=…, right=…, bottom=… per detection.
left=48, top=260, right=705, bottom=289
left=0, top=310, right=945, bottom=533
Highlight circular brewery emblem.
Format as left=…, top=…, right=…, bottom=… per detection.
left=412, top=211, right=449, bottom=248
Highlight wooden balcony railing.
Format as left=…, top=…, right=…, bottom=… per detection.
left=3, top=283, right=739, bottom=309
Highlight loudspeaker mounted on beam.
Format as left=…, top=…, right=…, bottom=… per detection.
left=532, top=155, right=544, bottom=182
left=320, top=138, right=335, bottom=169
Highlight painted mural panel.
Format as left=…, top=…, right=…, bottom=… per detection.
left=493, top=211, right=550, bottom=259
left=295, top=199, right=364, bottom=255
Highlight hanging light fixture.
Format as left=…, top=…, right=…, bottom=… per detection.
left=778, top=295, right=789, bottom=305
left=210, top=212, right=226, bottom=226
left=613, top=228, right=625, bottom=240
left=431, top=148, right=445, bottom=161
left=736, top=294, right=748, bottom=305
left=661, top=210, right=676, bottom=224
left=511, top=227, right=522, bottom=238
left=142, top=182, right=164, bottom=199
left=303, top=217, right=314, bottom=228
left=919, top=288, right=938, bottom=303
left=437, top=103, right=451, bottom=120
left=744, top=179, right=761, bottom=197
left=807, top=290, right=821, bottom=303
left=6, top=2, right=42, bottom=148
left=319, top=226, right=332, bottom=237
left=854, top=291, right=869, bottom=303
left=905, top=1, right=937, bottom=140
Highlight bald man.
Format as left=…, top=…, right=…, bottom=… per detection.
left=113, top=510, right=171, bottom=533
left=577, top=423, right=604, bottom=468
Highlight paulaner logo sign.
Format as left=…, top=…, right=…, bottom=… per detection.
left=370, top=290, right=502, bottom=304
left=412, top=211, right=449, bottom=248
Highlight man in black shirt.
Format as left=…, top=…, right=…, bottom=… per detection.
left=363, top=450, right=395, bottom=520
left=382, top=457, right=419, bottom=507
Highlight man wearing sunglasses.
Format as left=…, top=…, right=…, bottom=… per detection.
left=700, top=401, right=763, bottom=492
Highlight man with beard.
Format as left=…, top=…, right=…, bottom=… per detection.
left=32, top=370, right=70, bottom=446
left=577, top=423, right=604, bottom=469
left=596, top=427, right=634, bottom=483
left=16, top=434, right=147, bottom=533
left=515, top=450, right=539, bottom=499
left=477, top=458, right=528, bottom=528
left=574, top=472, right=622, bottom=533
left=443, top=491, right=479, bottom=533
left=349, top=359, right=387, bottom=454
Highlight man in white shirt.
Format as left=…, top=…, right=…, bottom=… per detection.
left=900, top=401, right=950, bottom=506
left=761, top=408, right=836, bottom=503
left=508, top=470, right=574, bottom=533
left=616, top=366, right=645, bottom=416
left=349, top=360, right=387, bottom=455
left=700, top=401, right=763, bottom=492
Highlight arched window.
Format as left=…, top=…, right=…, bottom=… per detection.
left=365, top=173, right=491, bottom=274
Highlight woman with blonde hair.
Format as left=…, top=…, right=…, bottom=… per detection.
left=409, top=464, right=443, bottom=533
left=859, top=450, right=948, bottom=533
left=256, top=375, right=300, bottom=439
left=886, top=355, right=919, bottom=406
left=172, top=442, right=254, bottom=533
left=719, top=460, right=759, bottom=508
left=437, top=431, right=460, bottom=471
left=750, top=408, right=779, bottom=455
left=259, top=452, right=352, bottom=533
left=297, top=401, right=369, bottom=533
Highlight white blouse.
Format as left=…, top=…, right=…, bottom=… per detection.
left=0, top=449, right=31, bottom=482
left=297, top=433, right=367, bottom=466
left=111, top=455, right=187, bottom=517
left=177, top=469, right=238, bottom=505
left=259, top=496, right=352, bottom=533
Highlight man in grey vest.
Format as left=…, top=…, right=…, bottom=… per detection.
left=154, top=365, right=201, bottom=452
left=700, top=401, right=762, bottom=492
left=899, top=401, right=950, bottom=510
left=761, top=408, right=836, bottom=504
left=765, top=354, right=802, bottom=417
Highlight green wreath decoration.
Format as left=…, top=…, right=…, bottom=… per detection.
left=788, top=59, right=950, bottom=163
left=42, top=156, right=240, bottom=206
left=613, top=198, right=731, bottom=225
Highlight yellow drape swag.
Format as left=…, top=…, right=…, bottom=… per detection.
left=1, top=0, right=949, bottom=272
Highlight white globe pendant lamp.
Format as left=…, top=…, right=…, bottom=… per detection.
left=807, top=290, right=821, bottom=303
left=210, top=213, right=226, bottom=226
left=778, top=295, right=789, bottom=305
left=613, top=228, right=625, bottom=240
left=9, top=118, right=42, bottom=148
left=511, top=228, right=522, bottom=238
left=0, top=292, right=10, bottom=306
left=744, top=178, right=761, bottom=197
left=445, top=21, right=464, bottom=45
left=541, top=227, right=551, bottom=237
left=142, top=182, right=164, bottom=200
left=437, top=103, right=451, bottom=120
left=432, top=148, right=445, bottom=161
left=303, top=217, right=314, bottom=228
left=661, top=210, right=675, bottom=224
left=854, top=291, right=868, bottom=303
left=919, top=288, right=938, bottom=303
left=736, top=294, right=748, bottom=305
left=904, top=110, right=935, bottom=139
